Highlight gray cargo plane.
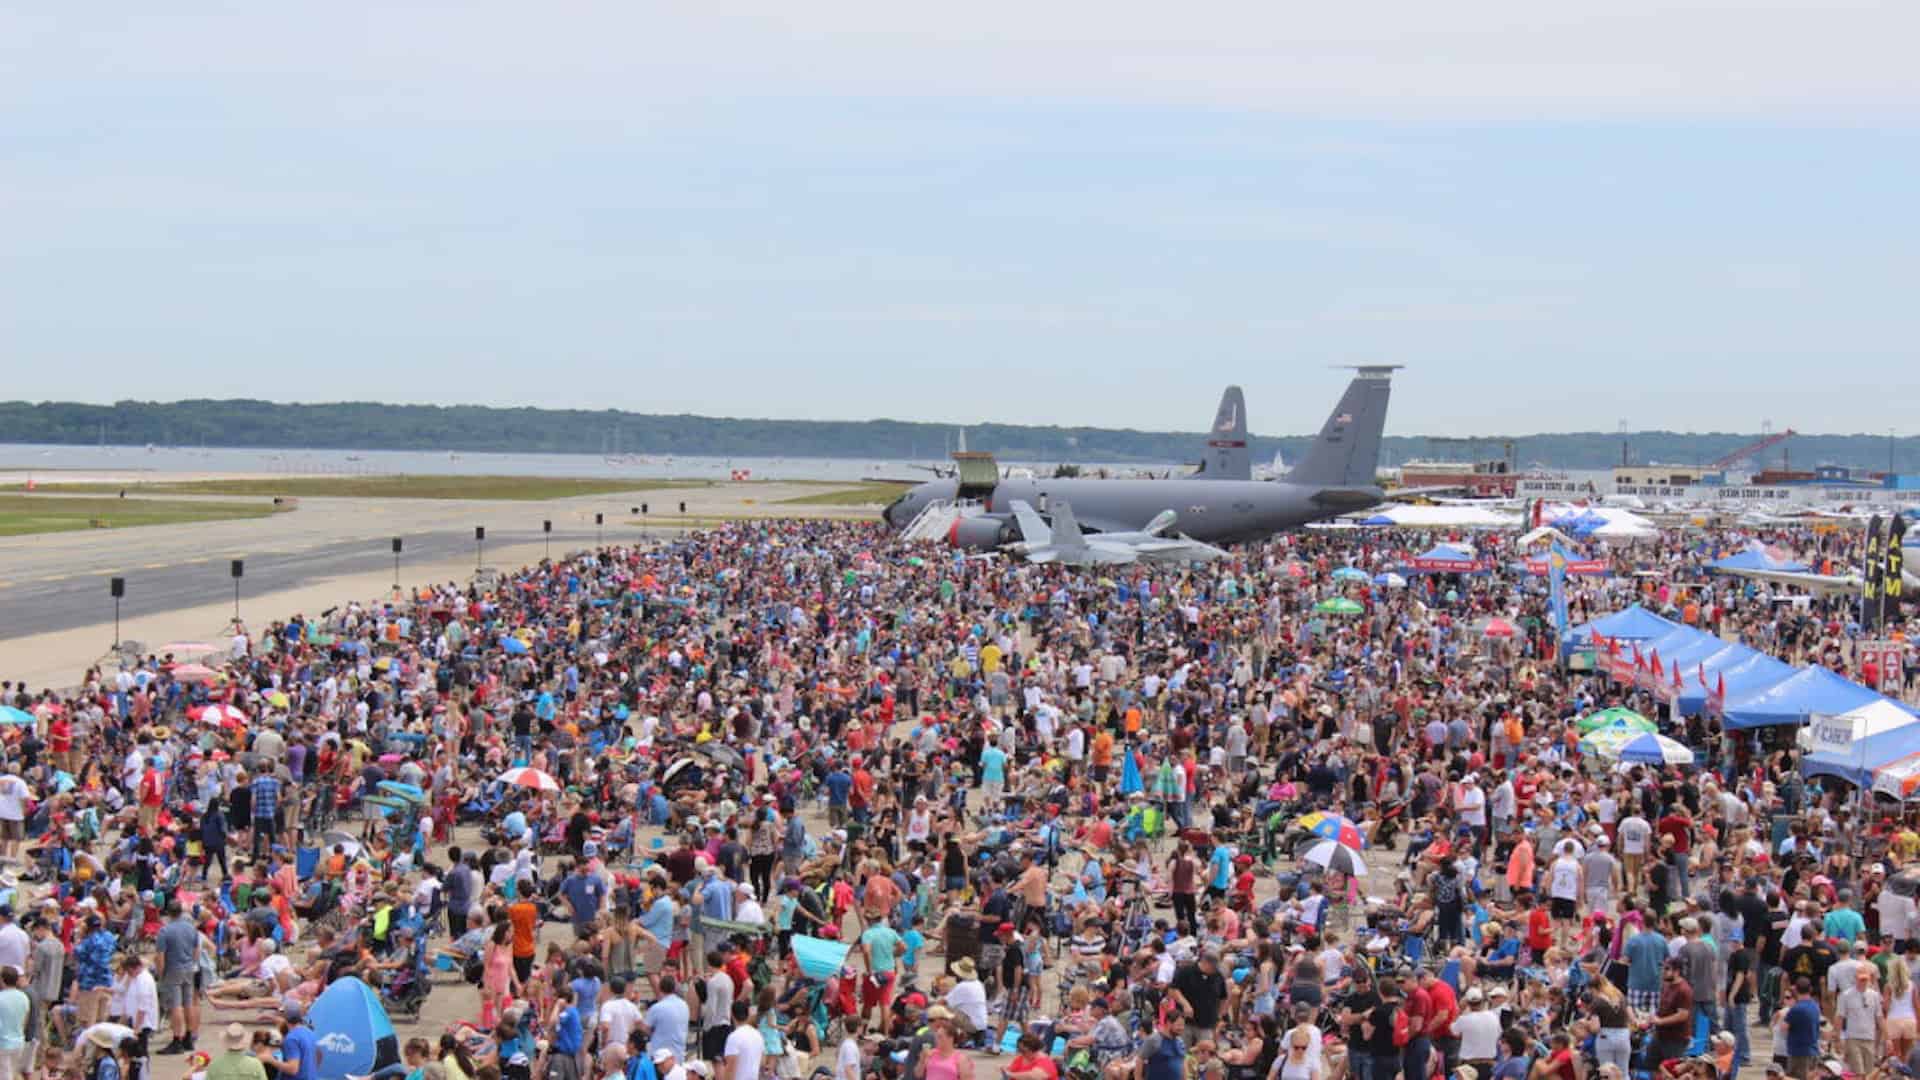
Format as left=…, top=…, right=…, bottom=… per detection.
left=882, top=366, right=1397, bottom=548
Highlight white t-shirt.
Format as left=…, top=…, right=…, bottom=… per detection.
left=1548, top=857, right=1581, bottom=901
left=1617, top=817, right=1651, bottom=856
left=0, top=777, right=28, bottom=822
left=1456, top=1010, right=1502, bottom=1061
left=724, top=1024, right=766, bottom=1080
left=601, top=997, right=643, bottom=1050
left=946, top=980, right=989, bottom=1030
left=835, top=1036, right=862, bottom=1080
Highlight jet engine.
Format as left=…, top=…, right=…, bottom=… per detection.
left=947, top=516, right=1016, bottom=550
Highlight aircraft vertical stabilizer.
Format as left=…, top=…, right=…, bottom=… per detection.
left=1009, top=501, right=1052, bottom=545
left=1051, top=502, right=1089, bottom=551
left=1198, top=386, right=1251, bottom=480
left=1286, top=366, right=1397, bottom=489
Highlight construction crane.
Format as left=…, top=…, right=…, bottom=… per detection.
left=1710, top=428, right=1795, bottom=471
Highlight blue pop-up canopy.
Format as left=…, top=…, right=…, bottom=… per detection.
left=1723, top=666, right=1893, bottom=730
left=1676, top=649, right=1796, bottom=716
left=1564, top=605, right=1679, bottom=648
left=309, top=977, right=399, bottom=1080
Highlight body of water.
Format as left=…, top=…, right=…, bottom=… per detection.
left=0, top=444, right=1148, bottom=482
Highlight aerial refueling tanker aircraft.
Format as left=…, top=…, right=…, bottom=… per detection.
left=881, top=366, right=1397, bottom=548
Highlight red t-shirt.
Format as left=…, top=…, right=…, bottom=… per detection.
left=1657, top=815, right=1692, bottom=855
left=48, top=719, right=71, bottom=755
left=1527, top=908, right=1554, bottom=952
left=1010, top=1053, right=1059, bottom=1080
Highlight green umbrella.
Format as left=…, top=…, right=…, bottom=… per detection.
left=1314, top=598, right=1364, bottom=615
left=1575, top=707, right=1655, bottom=735
left=1578, top=720, right=1659, bottom=754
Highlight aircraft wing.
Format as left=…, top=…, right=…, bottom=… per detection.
left=1714, top=566, right=1865, bottom=598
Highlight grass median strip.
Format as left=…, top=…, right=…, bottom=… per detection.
left=0, top=495, right=282, bottom=537
left=776, top=481, right=910, bottom=506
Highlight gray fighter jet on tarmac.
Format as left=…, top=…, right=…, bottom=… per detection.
left=1006, top=500, right=1228, bottom=565
left=882, top=367, right=1397, bottom=548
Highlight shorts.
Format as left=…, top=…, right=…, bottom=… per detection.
left=159, top=974, right=194, bottom=1012
left=1550, top=897, right=1577, bottom=920
left=944, top=875, right=966, bottom=892
left=0, top=820, right=20, bottom=841
left=861, top=972, right=895, bottom=1008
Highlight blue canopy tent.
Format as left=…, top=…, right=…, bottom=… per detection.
left=1708, top=547, right=1811, bottom=574
left=1676, top=649, right=1796, bottom=716
left=1723, top=666, right=1893, bottom=731
left=309, top=977, right=399, bottom=1080
left=1564, top=605, right=1680, bottom=649
left=1799, top=702, right=1920, bottom=788
left=1406, top=544, right=1482, bottom=573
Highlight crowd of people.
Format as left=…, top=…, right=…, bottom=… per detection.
left=0, top=513, right=1913, bottom=1080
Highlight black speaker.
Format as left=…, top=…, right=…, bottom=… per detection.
left=595, top=513, right=604, bottom=525
left=543, top=520, right=552, bottom=533
left=475, top=526, right=486, bottom=541
left=110, top=577, right=125, bottom=598
left=230, top=559, right=244, bottom=579
left=392, top=537, right=403, bottom=553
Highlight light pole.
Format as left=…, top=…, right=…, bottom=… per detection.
left=391, top=537, right=403, bottom=590
left=596, top=512, right=604, bottom=548
left=475, top=526, right=486, bottom=570
left=543, top=519, right=552, bottom=560
left=230, top=559, right=244, bottom=622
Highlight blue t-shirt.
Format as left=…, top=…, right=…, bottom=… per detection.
left=1785, top=999, right=1822, bottom=1057
left=1208, top=846, right=1233, bottom=890
left=1492, top=1057, right=1529, bottom=1080
left=644, top=995, right=690, bottom=1059
left=640, top=896, right=676, bottom=943
left=824, top=771, right=852, bottom=806
left=901, top=929, right=925, bottom=971
left=553, top=1005, right=584, bottom=1055
left=281, top=1025, right=319, bottom=1080
left=561, top=873, right=606, bottom=928
left=1624, top=931, right=1669, bottom=991
left=1823, top=909, right=1866, bottom=943
left=980, top=747, right=1007, bottom=783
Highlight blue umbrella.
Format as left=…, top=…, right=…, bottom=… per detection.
left=308, top=977, right=398, bottom=1080
left=1119, top=746, right=1143, bottom=796
left=499, top=636, right=530, bottom=655
left=1331, top=567, right=1369, bottom=582
left=0, top=707, right=32, bottom=726
left=792, top=934, right=853, bottom=980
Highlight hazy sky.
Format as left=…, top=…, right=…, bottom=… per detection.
left=4, top=3, right=1917, bottom=436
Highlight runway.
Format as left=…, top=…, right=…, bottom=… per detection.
left=0, top=526, right=612, bottom=640
left=0, top=482, right=881, bottom=652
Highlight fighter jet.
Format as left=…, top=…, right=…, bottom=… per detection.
left=883, top=367, right=1397, bottom=548
left=1006, top=501, right=1228, bottom=565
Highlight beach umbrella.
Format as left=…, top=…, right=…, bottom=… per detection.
left=158, top=642, right=219, bottom=657
left=0, top=707, right=33, bottom=727
left=265, top=691, right=291, bottom=709
left=1604, top=732, right=1695, bottom=766
left=1314, top=598, right=1364, bottom=616
left=1331, top=567, right=1369, bottom=583
left=1296, top=811, right=1367, bottom=850
left=1576, top=707, right=1654, bottom=735
left=1303, top=840, right=1368, bottom=878
left=1374, top=572, right=1408, bottom=588
left=1478, top=617, right=1518, bottom=639
left=171, top=663, right=218, bottom=682
left=497, top=767, right=560, bottom=792
left=191, top=703, right=248, bottom=726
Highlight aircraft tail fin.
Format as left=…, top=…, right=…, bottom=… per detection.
left=1197, top=385, right=1250, bottom=480
left=1051, top=502, right=1088, bottom=551
left=1287, top=367, right=1397, bottom=489
left=1143, top=509, right=1177, bottom=537
left=1008, top=500, right=1051, bottom=545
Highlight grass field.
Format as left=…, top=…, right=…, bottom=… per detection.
left=0, top=495, right=282, bottom=537
left=776, top=481, right=910, bottom=506
left=5, top=476, right=702, bottom=501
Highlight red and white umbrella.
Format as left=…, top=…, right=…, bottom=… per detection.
left=497, top=767, right=560, bottom=792
left=172, top=663, right=219, bottom=683
left=1479, top=617, right=1518, bottom=639
left=191, top=703, right=249, bottom=726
